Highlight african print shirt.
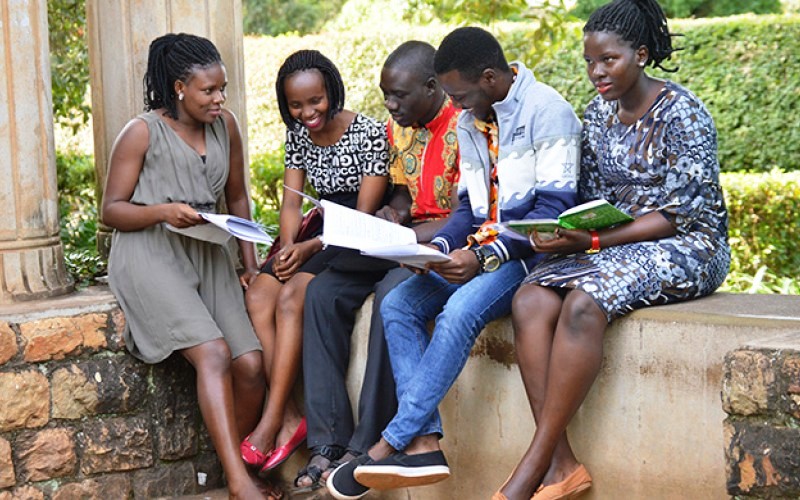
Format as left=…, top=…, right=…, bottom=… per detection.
left=387, top=98, right=459, bottom=223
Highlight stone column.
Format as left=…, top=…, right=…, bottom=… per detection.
left=86, top=0, right=249, bottom=258
left=0, top=0, right=74, bottom=304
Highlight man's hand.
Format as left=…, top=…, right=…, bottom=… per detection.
left=429, top=248, right=480, bottom=284
left=375, top=205, right=404, bottom=223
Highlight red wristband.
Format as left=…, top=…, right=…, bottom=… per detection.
left=587, top=230, right=601, bottom=254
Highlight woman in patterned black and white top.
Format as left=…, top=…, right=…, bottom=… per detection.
left=242, top=50, right=389, bottom=479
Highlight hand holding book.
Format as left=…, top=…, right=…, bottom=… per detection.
left=497, top=199, right=633, bottom=240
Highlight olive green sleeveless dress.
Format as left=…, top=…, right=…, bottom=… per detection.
left=108, top=111, right=260, bottom=363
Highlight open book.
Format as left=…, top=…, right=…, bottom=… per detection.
left=498, top=199, right=633, bottom=239
left=320, top=200, right=451, bottom=268
left=166, top=213, right=274, bottom=245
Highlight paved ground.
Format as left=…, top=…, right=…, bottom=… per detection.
left=176, top=484, right=384, bottom=499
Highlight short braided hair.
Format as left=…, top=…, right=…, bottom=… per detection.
left=584, top=0, right=681, bottom=72
left=433, top=27, right=509, bottom=82
left=275, top=50, right=345, bottom=129
left=143, top=33, right=223, bottom=119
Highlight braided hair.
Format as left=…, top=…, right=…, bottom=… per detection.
left=143, top=33, right=223, bottom=119
left=275, top=50, right=345, bottom=129
left=433, top=27, right=509, bottom=82
left=584, top=0, right=680, bottom=72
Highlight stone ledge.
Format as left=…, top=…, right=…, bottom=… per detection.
left=324, top=291, right=800, bottom=500
left=3, top=287, right=800, bottom=499
left=0, top=288, right=222, bottom=498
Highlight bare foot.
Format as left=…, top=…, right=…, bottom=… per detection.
left=366, top=438, right=396, bottom=461
left=295, top=453, right=332, bottom=490
left=229, top=476, right=277, bottom=500
left=275, top=412, right=304, bottom=448
left=404, top=434, right=440, bottom=455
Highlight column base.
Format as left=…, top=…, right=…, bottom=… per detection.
left=1, top=241, right=74, bottom=304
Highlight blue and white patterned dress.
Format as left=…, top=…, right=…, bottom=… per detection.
left=522, top=81, right=730, bottom=321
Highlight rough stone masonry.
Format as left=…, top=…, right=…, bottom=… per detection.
left=0, top=289, right=223, bottom=498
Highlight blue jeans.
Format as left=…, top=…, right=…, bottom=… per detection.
left=379, top=260, right=528, bottom=450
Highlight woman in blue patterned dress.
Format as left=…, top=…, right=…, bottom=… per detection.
left=495, top=1, right=730, bottom=499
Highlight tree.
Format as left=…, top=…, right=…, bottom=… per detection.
left=48, top=0, right=91, bottom=132
left=403, top=0, right=579, bottom=67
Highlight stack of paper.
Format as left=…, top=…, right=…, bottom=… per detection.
left=166, top=213, right=273, bottom=245
left=320, top=200, right=451, bottom=268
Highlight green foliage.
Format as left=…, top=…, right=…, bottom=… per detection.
left=532, top=15, right=800, bottom=173
left=719, top=170, right=800, bottom=293
left=244, top=19, right=577, bottom=156
left=246, top=16, right=800, bottom=173
left=570, top=0, right=782, bottom=19
left=48, top=0, right=91, bottom=132
left=56, top=151, right=106, bottom=287
left=242, top=0, right=346, bottom=35
left=405, top=0, right=531, bottom=23
left=249, top=148, right=285, bottom=231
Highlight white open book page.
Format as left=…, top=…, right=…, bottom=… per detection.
left=166, top=213, right=273, bottom=245
left=320, top=200, right=451, bottom=268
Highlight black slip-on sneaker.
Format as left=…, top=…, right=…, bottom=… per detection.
left=327, top=453, right=373, bottom=500
left=354, top=450, right=450, bottom=490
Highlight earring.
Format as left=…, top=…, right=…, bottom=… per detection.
left=638, top=62, right=645, bottom=67
left=178, top=92, right=184, bottom=101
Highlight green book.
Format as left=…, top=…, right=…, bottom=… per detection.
left=502, top=199, right=633, bottom=238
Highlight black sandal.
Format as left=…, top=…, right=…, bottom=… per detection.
left=292, top=444, right=345, bottom=493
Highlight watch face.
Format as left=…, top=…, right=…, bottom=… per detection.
left=484, top=254, right=501, bottom=272
left=478, top=246, right=501, bottom=272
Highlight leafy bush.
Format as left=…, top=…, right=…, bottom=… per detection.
left=242, top=0, right=346, bottom=35
left=245, top=16, right=800, bottom=174
left=570, top=0, right=782, bottom=19
left=720, top=170, right=800, bottom=293
left=56, top=151, right=106, bottom=287
left=532, top=15, right=800, bottom=173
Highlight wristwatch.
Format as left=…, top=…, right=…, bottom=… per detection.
left=471, top=245, right=501, bottom=273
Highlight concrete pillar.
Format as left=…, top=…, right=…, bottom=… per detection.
left=0, top=0, right=74, bottom=304
left=85, top=0, right=249, bottom=257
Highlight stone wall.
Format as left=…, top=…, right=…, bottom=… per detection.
left=722, top=332, right=800, bottom=498
left=0, top=288, right=222, bottom=499
left=4, top=287, right=800, bottom=499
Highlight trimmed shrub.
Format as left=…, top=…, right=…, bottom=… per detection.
left=244, top=15, right=800, bottom=173
left=570, top=0, right=782, bottom=19
left=721, top=170, right=800, bottom=293
left=523, top=14, right=800, bottom=173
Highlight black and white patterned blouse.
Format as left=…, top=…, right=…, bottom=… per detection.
left=284, top=113, right=389, bottom=204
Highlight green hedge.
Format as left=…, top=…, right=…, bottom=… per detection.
left=533, top=15, right=800, bottom=174
left=721, top=170, right=800, bottom=293
left=244, top=15, right=800, bottom=173
left=570, top=0, right=782, bottom=19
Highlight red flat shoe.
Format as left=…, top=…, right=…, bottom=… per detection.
left=241, top=434, right=271, bottom=468
left=261, top=417, right=307, bottom=472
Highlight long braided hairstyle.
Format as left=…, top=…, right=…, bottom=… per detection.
left=143, top=33, right=223, bottom=119
left=584, top=0, right=680, bottom=72
left=275, top=50, right=345, bottom=129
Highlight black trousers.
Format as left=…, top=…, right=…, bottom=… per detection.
left=303, top=253, right=411, bottom=454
